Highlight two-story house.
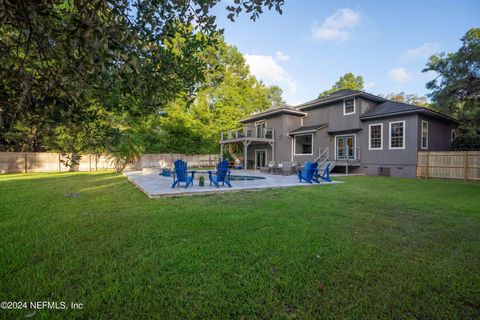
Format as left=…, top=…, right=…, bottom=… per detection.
left=219, top=89, right=460, bottom=178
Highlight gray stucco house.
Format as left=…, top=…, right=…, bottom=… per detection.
left=220, top=89, right=460, bottom=178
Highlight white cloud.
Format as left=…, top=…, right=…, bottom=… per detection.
left=403, top=42, right=440, bottom=60
left=244, top=54, right=297, bottom=103
left=388, top=67, right=412, bottom=83
left=311, top=8, right=361, bottom=41
left=275, top=51, right=290, bottom=62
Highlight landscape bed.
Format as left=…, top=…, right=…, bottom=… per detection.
left=0, top=172, right=479, bottom=319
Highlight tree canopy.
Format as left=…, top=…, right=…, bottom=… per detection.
left=423, top=28, right=480, bottom=132
left=318, top=72, right=364, bottom=97
left=381, top=92, right=430, bottom=108
left=0, top=0, right=284, bottom=158
left=142, top=40, right=284, bottom=154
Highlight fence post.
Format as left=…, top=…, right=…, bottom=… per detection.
left=58, top=154, right=61, bottom=172
left=464, top=151, right=468, bottom=181
left=89, top=154, right=92, bottom=172
left=24, top=153, right=27, bottom=173
left=425, top=152, right=429, bottom=179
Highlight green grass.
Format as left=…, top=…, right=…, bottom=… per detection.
left=0, top=172, right=479, bottom=319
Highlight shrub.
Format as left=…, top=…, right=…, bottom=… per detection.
left=451, top=133, right=480, bottom=151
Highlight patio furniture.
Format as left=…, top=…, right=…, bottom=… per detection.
left=260, top=161, right=277, bottom=174
left=278, top=162, right=297, bottom=175
left=314, top=161, right=333, bottom=182
left=297, top=161, right=319, bottom=184
left=272, top=162, right=283, bottom=175
left=160, top=168, right=171, bottom=177
left=208, top=160, right=232, bottom=188
left=171, top=160, right=196, bottom=188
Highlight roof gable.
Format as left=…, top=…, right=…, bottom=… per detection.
left=295, top=89, right=386, bottom=110
left=239, top=105, right=306, bottom=123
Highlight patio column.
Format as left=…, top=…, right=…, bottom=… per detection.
left=243, top=140, right=251, bottom=171
left=269, top=142, right=275, bottom=162
left=220, top=143, right=224, bottom=161
left=244, top=141, right=247, bottom=171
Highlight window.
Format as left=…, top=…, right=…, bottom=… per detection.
left=255, top=120, right=267, bottom=138
left=343, top=98, right=355, bottom=115
left=294, top=134, right=313, bottom=155
left=389, top=121, right=405, bottom=149
left=421, top=121, right=428, bottom=149
left=369, top=123, right=383, bottom=150
left=451, top=129, right=457, bottom=142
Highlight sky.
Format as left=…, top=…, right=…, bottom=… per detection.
left=212, top=0, right=479, bottom=105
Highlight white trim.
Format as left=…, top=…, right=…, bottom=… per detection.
left=421, top=120, right=429, bottom=149
left=389, top=120, right=406, bottom=150
left=343, top=98, right=356, bottom=115
left=451, top=129, right=457, bottom=142
left=334, top=134, right=356, bottom=160
left=368, top=123, right=383, bottom=150
left=293, top=133, right=314, bottom=156
left=254, top=149, right=268, bottom=169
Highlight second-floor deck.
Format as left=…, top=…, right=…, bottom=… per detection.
left=220, top=126, right=275, bottom=143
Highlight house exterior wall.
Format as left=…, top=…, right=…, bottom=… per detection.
left=243, top=113, right=302, bottom=165
left=237, top=95, right=457, bottom=177
left=417, top=115, right=455, bottom=151
left=358, top=114, right=419, bottom=178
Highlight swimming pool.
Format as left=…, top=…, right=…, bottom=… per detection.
left=229, top=175, right=266, bottom=181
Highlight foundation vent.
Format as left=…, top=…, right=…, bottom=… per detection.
left=379, top=167, right=391, bottom=176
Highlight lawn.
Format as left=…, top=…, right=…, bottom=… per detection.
left=0, top=172, right=479, bottom=319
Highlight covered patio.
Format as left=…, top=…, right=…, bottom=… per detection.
left=220, top=125, right=275, bottom=169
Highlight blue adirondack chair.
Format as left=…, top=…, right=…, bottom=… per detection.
left=314, top=162, right=332, bottom=182
left=171, top=160, right=196, bottom=188
left=297, top=161, right=319, bottom=184
left=208, top=160, right=232, bottom=188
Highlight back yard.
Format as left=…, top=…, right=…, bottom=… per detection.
left=0, top=173, right=479, bottom=319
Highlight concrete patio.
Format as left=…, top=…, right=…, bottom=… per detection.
left=124, top=169, right=343, bottom=198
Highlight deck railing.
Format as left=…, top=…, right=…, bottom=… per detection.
left=220, top=126, right=275, bottom=141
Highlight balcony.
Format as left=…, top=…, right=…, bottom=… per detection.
left=220, top=126, right=275, bottom=143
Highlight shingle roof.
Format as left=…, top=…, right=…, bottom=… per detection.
left=289, top=123, right=328, bottom=135
left=295, top=89, right=385, bottom=110
left=360, top=100, right=461, bottom=124
left=360, top=100, right=422, bottom=118
left=239, top=104, right=306, bottom=123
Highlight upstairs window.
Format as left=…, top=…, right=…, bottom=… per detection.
left=294, top=134, right=313, bottom=155
left=421, top=121, right=429, bottom=149
left=343, top=98, right=355, bottom=115
left=369, top=123, right=383, bottom=150
left=389, top=121, right=405, bottom=149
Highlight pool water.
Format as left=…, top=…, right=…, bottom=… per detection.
left=229, top=175, right=266, bottom=181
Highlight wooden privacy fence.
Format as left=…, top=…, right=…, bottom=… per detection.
left=0, top=152, right=219, bottom=174
left=417, top=151, right=480, bottom=181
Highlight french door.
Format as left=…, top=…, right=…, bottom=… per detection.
left=336, top=135, right=355, bottom=160
left=255, top=150, right=267, bottom=168
left=255, top=121, right=267, bottom=138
